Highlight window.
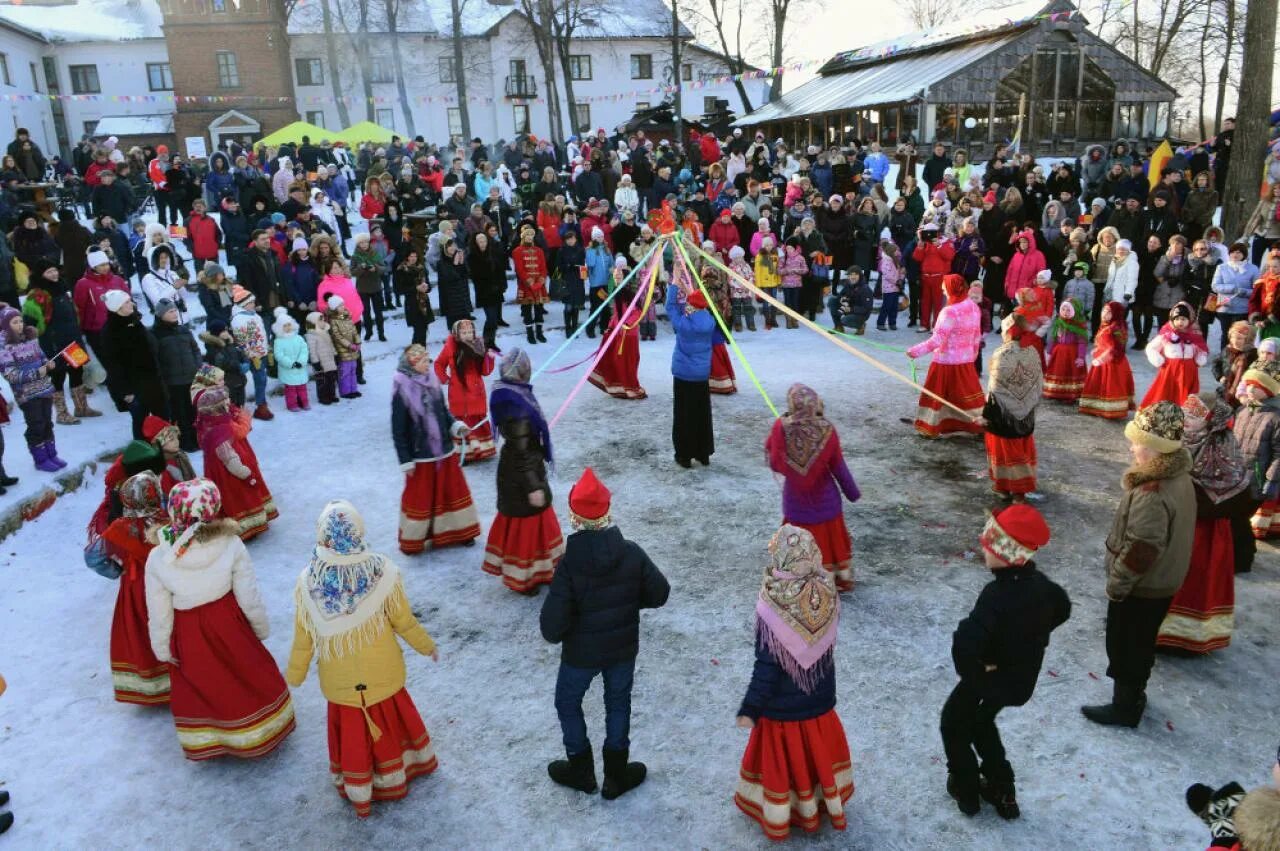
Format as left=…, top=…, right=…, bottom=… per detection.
left=956, top=103, right=990, bottom=145
left=932, top=103, right=956, bottom=144
left=513, top=104, right=530, bottom=134
left=1079, top=101, right=1111, bottom=139
left=681, top=63, right=692, bottom=81
left=439, top=56, right=456, bottom=83
left=69, top=64, right=99, bottom=94
left=509, top=59, right=527, bottom=79
left=572, top=102, right=590, bottom=133
left=294, top=58, right=323, bottom=87
left=1117, top=104, right=1140, bottom=139
left=447, top=107, right=463, bottom=136
left=215, top=52, right=239, bottom=88
left=375, top=108, right=395, bottom=130
left=630, top=54, right=652, bottom=79
left=305, top=111, right=326, bottom=129
left=146, top=62, right=173, bottom=91
left=703, top=96, right=718, bottom=113
left=0, top=53, right=9, bottom=87
left=370, top=57, right=394, bottom=83
left=83, top=120, right=98, bottom=137
left=29, top=61, right=39, bottom=92
left=212, top=0, right=226, bottom=10
left=568, top=55, right=591, bottom=81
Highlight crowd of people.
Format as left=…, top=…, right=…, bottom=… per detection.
left=2, top=118, right=1280, bottom=845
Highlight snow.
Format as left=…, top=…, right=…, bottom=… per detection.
left=0, top=0, right=163, bottom=43
left=92, top=114, right=176, bottom=137
left=2, top=279, right=1279, bottom=847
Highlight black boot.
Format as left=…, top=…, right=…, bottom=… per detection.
left=601, top=747, right=646, bottom=800
left=548, top=746, right=598, bottom=794
left=586, top=321, right=596, bottom=339
left=1081, top=682, right=1146, bottom=727
left=0, top=810, right=10, bottom=835
left=946, top=774, right=980, bottom=816
left=526, top=324, right=537, bottom=344
left=0, top=468, right=16, bottom=487
left=979, top=777, right=1020, bottom=820
left=535, top=324, right=547, bottom=343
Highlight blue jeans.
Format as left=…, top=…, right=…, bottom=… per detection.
left=554, top=659, right=635, bottom=756
left=250, top=360, right=269, bottom=406
left=826, top=295, right=846, bottom=328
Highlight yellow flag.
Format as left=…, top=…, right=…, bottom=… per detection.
left=1148, top=139, right=1173, bottom=190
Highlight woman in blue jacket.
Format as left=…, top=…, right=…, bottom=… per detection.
left=666, top=282, right=716, bottom=467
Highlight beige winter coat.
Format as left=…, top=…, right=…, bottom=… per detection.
left=305, top=328, right=337, bottom=372
left=1104, top=449, right=1196, bottom=601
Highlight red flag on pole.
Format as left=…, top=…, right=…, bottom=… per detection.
left=58, top=342, right=89, bottom=368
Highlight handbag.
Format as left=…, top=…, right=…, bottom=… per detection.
left=1202, top=293, right=1221, bottom=313
left=83, top=537, right=122, bottom=579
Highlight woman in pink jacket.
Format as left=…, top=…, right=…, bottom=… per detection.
left=906, top=274, right=984, bottom=438
left=1003, top=229, right=1047, bottom=305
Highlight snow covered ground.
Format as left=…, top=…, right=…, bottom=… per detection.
left=1, top=303, right=1278, bottom=849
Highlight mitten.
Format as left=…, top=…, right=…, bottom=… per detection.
left=1186, top=781, right=1245, bottom=847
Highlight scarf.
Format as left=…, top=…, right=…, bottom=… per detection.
left=489, top=348, right=553, bottom=463
left=989, top=338, right=1044, bottom=422
left=1051, top=298, right=1089, bottom=340
left=1182, top=395, right=1249, bottom=502
left=451, top=319, right=487, bottom=387
left=160, top=478, right=222, bottom=558
left=1154, top=320, right=1209, bottom=355
left=1091, top=302, right=1128, bottom=362
left=755, top=525, right=838, bottom=694
left=391, top=348, right=447, bottom=458
left=119, top=471, right=165, bottom=520
left=770, top=384, right=834, bottom=480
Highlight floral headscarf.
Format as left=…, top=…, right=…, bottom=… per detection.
left=1182, top=394, right=1249, bottom=503
left=161, top=478, right=222, bottom=557
left=189, top=363, right=225, bottom=403
left=755, top=525, right=838, bottom=694
left=773, top=384, right=834, bottom=478
left=119, top=471, right=165, bottom=520
left=305, top=500, right=384, bottom=619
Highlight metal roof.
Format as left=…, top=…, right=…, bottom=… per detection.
left=93, top=114, right=175, bottom=136
left=734, top=33, right=1019, bottom=126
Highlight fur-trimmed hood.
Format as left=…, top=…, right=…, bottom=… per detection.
left=1122, top=448, right=1192, bottom=490
left=199, top=331, right=227, bottom=349
left=1236, top=786, right=1280, bottom=851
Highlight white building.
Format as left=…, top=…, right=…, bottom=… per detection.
left=0, top=0, right=767, bottom=157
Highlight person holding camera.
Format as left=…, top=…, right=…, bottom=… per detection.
left=912, top=223, right=956, bottom=332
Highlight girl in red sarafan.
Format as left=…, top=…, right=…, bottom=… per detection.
left=1079, top=301, right=1135, bottom=419
left=434, top=320, right=497, bottom=462
left=906, top=274, right=985, bottom=438
left=145, top=478, right=296, bottom=760
left=588, top=282, right=648, bottom=400
left=1140, top=301, right=1209, bottom=409
left=1042, top=298, right=1089, bottom=402
left=983, top=315, right=1044, bottom=500
left=193, top=385, right=277, bottom=540
left=102, top=471, right=171, bottom=706
left=734, top=525, right=854, bottom=841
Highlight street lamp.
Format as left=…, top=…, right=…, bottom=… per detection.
left=964, top=115, right=977, bottom=154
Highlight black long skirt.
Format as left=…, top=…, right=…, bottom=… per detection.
left=672, top=377, right=714, bottom=461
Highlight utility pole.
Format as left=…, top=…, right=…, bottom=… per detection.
left=1220, top=0, right=1276, bottom=239
left=671, top=0, right=682, bottom=144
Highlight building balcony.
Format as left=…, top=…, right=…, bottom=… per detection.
left=505, top=76, right=537, bottom=98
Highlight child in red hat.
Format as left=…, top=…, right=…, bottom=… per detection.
left=941, top=504, right=1071, bottom=820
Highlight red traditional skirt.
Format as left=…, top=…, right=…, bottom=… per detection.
left=398, top=455, right=481, bottom=554
left=709, top=343, right=738, bottom=395
left=167, top=592, right=295, bottom=760
left=734, top=709, right=855, bottom=841
left=589, top=333, right=647, bottom=400
left=1252, top=499, right=1280, bottom=539
left=913, top=362, right=984, bottom=438
left=328, top=688, right=438, bottom=818
left=1140, top=358, right=1200, bottom=410
left=455, top=416, right=496, bottom=463
left=203, top=438, right=277, bottom=541
left=984, top=433, right=1037, bottom=495
left=1079, top=359, right=1136, bottom=419
left=1157, top=517, right=1234, bottom=653
left=111, top=562, right=171, bottom=705
left=482, top=507, right=565, bottom=593
left=784, top=516, right=853, bottom=592
left=1043, top=346, right=1086, bottom=401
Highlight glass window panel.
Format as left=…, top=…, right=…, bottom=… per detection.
left=933, top=104, right=956, bottom=144
left=992, top=101, right=1020, bottom=145
left=900, top=105, right=919, bottom=144
left=1035, top=50, right=1057, bottom=100
left=1081, top=55, right=1115, bottom=100
left=1058, top=51, right=1080, bottom=99
left=1079, top=102, right=1112, bottom=138
left=957, top=103, right=991, bottom=147
left=997, top=55, right=1032, bottom=101
left=1117, top=104, right=1139, bottom=138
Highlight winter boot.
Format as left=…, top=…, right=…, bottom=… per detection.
left=979, top=778, right=1020, bottom=820
left=31, top=443, right=60, bottom=473
left=1081, top=682, right=1146, bottom=728
left=253, top=403, right=275, bottom=421
left=356, top=356, right=367, bottom=385
left=547, top=747, right=598, bottom=794
left=535, top=324, right=547, bottom=343
left=71, top=386, right=102, bottom=417
left=298, top=385, right=311, bottom=411
left=733, top=316, right=743, bottom=332
left=526, top=324, right=537, bottom=344
left=53, top=393, right=80, bottom=425
left=600, top=747, right=646, bottom=800
left=0, top=465, right=17, bottom=487
left=0, top=810, right=11, bottom=836
left=46, top=441, right=68, bottom=469
left=946, top=774, right=980, bottom=816
left=855, top=325, right=866, bottom=335
left=586, top=321, right=596, bottom=339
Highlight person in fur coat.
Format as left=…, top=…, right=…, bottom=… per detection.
left=305, top=312, right=338, bottom=405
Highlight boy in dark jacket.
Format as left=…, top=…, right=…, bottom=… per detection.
left=941, top=504, right=1070, bottom=820
left=555, top=228, right=587, bottom=337
left=540, top=468, right=670, bottom=799
left=826, top=266, right=873, bottom=334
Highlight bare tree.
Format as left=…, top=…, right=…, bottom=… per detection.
left=550, top=0, right=603, bottom=135
left=517, top=0, right=566, bottom=144
left=906, top=0, right=956, bottom=29
left=319, top=0, right=352, bottom=127
left=1213, top=0, right=1236, bottom=129
left=449, top=0, right=473, bottom=142
left=333, top=0, right=376, bottom=121
left=1220, top=0, right=1276, bottom=238
left=383, top=0, right=417, bottom=137
left=685, top=0, right=754, bottom=115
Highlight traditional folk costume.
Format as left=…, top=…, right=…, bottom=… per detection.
left=1013, top=279, right=1055, bottom=367
left=764, top=385, right=860, bottom=592
left=391, top=345, right=481, bottom=554
left=194, top=386, right=277, bottom=540
left=84, top=440, right=166, bottom=579
left=702, top=260, right=738, bottom=395
left=588, top=285, right=648, bottom=400
left=1233, top=361, right=1280, bottom=547
left=1042, top=299, right=1088, bottom=402
left=1079, top=302, right=1136, bottom=419
left=102, top=472, right=170, bottom=705
left=1140, top=302, right=1209, bottom=409
left=1156, top=395, right=1249, bottom=653
left=145, top=478, right=296, bottom=760
left=484, top=349, right=565, bottom=593
left=906, top=274, right=984, bottom=438
left=735, top=526, right=854, bottom=841
left=512, top=226, right=550, bottom=343
left=286, top=501, right=439, bottom=818
left=434, top=320, right=497, bottom=462
left=983, top=319, right=1044, bottom=498
left=142, top=414, right=196, bottom=495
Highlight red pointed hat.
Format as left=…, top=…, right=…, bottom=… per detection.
left=142, top=414, right=178, bottom=444
left=979, top=503, right=1050, bottom=567
left=569, top=467, right=611, bottom=523
left=687, top=290, right=708, bottom=310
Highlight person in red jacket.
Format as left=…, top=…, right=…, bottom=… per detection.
left=580, top=202, right=613, bottom=253
left=512, top=225, right=551, bottom=344
left=184, top=198, right=223, bottom=274
left=74, top=249, right=131, bottom=367
left=709, top=208, right=741, bottom=255
left=419, top=155, right=445, bottom=197
left=912, top=223, right=957, bottom=332
left=84, top=149, right=115, bottom=188
left=359, top=177, right=386, bottom=221
left=699, top=132, right=722, bottom=171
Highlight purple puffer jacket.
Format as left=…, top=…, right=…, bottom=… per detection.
left=766, top=422, right=861, bottom=523
left=0, top=336, right=54, bottom=405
